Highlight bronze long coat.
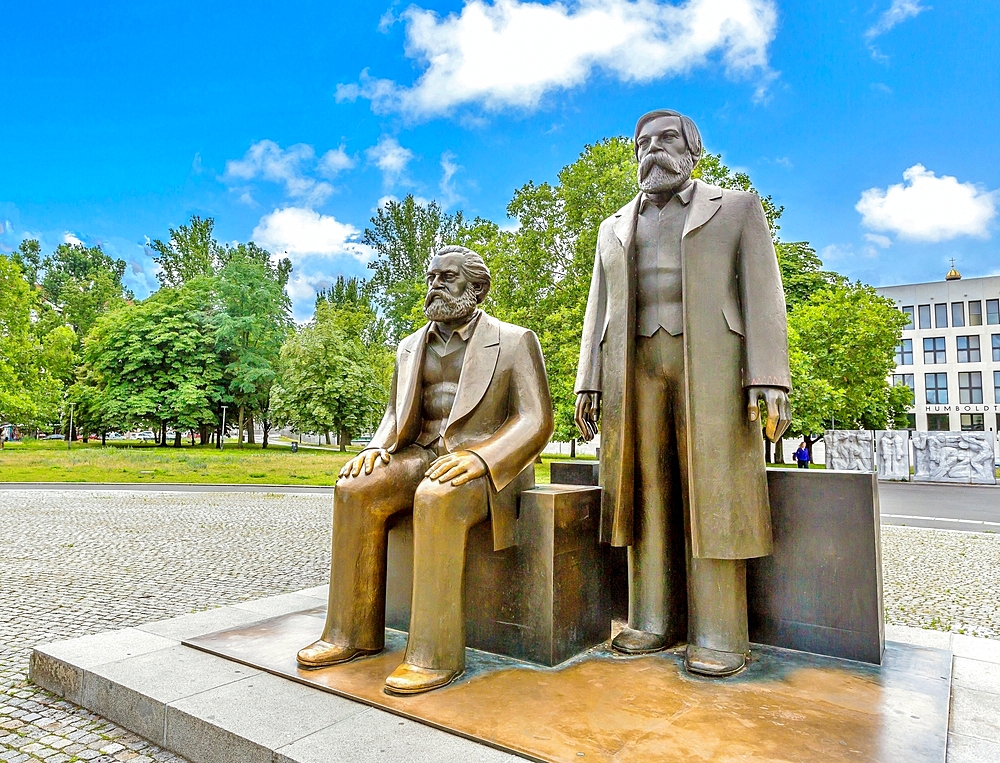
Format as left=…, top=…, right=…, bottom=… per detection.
left=368, top=311, right=554, bottom=551
left=575, top=181, right=790, bottom=559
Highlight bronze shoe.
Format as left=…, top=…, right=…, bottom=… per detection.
left=296, top=640, right=380, bottom=669
left=611, top=627, right=671, bottom=655
left=685, top=645, right=746, bottom=677
left=383, top=663, right=462, bottom=695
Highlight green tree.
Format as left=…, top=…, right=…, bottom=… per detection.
left=39, top=242, right=132, bottom=339
left=214, top=242, right=293, bottom=448
left=272, top=286, right=391, bottom=451
left=150, top=215, right=224, bottom=288
left=83, top=279, right=223, bottom=445
left=0, top=255, right=44, bottom=441
left=12, top=239, right=41, bottom=285
left=775, top=241, right=847, bottom=310
left=786, top=284, right=911, bottom=458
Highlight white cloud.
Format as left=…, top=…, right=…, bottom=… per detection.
left=365, top=136, right=415, bottom=187
left=251, top=207, right=371, bottom=264
left=864, top=233, right=892, bottom=248
left=63, top=232, right=84, bottom=246
left=318, top=145, right=356, bottom=178
left=856, top=165, right=996, bottom=243
left=866, top=0, right=928, bottom=39
left=225, top=140, right=334, bottom=207
left=439, top=151, right=462, bottom=207
left=340, top=0, right=778, bottom=117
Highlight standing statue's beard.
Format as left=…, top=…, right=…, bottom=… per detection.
left=638, top=151, right=695, bottom=194
left=424, top=286, right=479, bottom=323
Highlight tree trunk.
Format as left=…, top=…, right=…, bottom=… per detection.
left=173, top=430, right=181, bottom=448
left=237, top=405, right=245, bottom=449
left=774, top=437, right=784, bottom=464
left=763, top=428, right=772, bottom=463
left=325, top=431, right=332, bottom=446
left=247, top=413, right=256, bottom=445
left=805, top=434, right=822, bottom=464
left=101, top=430, right=106, bottom=447
left=338, top=428, right=349, bottom=453
left=262, top=420, right=269, bottom=449
left=570, top=438, right=577, bottom=458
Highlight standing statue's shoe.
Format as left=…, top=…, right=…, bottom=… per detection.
left=685, top=645, right=746, bottom=677
left=383, top=663, right=462, bottom=695
left=611, top=627, right=671, bottom=655
left=296, top=640, right=380, bottom=668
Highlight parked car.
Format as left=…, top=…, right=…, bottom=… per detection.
left=45, top=433, right=65, bottom=440
left=137, top=431, right=155, bottom=442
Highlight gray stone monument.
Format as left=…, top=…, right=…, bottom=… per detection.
left=875, top=430, right=910, bottom=481
left=824, top=430, right=874, bottom=472
left=912, top=431, right=996, bottom=484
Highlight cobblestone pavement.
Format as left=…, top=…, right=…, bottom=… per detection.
left=1, top=489, right=999, bottom=761
left=1, top=490, right=332, bottom=762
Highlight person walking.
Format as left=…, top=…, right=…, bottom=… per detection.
left=794, top=442, right=810, bottom=469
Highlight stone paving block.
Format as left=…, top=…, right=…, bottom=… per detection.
left=293, top=586, right=329, bottom=600
left=946, top=732, right=1000, bottom=763
left=231, top=594, right=325, bottom=619
left=885, top=624, right=954, bottom=651
left=952, top=656, right=1000, bottom=696
left=274, top=707, right=520, bottom=763
left=952, top=634, right=1000, bottom=664
left=82, top=646, right=260, bottom=746
left=137, top=608, right=264, bottom=642
left=30, top=630, right=178, bottom=705
left=950, top=685, right=1000, bottom=743
left=164, top=671, right=366, bottom=763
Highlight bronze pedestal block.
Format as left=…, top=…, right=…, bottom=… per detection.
left=748, top=469, right=884, bottom=664
left=386, top=484, right=609, bottom=666
left=549, top=460, right=600, bottom=485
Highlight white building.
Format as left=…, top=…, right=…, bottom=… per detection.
left=876, top=266, right=1000, bottom=433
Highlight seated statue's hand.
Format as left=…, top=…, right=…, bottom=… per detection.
left=339, top=448, right=390, bottom=479
left=425, top=450, right=488, bottom=487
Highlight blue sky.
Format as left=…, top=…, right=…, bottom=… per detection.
left=2, top=0, right=998, bottom=319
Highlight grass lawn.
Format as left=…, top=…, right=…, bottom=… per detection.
left=0, top=438, right=593, bottom=485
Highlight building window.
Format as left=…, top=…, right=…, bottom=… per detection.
left=923, top=337, right=946, bottom=364
left=957, top=335, right=981, bottom=363
left=988, top=299, right=1000, bottom=325
left=918, top=304, right=931, bottom=329
left=952, top=302, right=966, bottom=327
left=961, top=414, right=985, bottom=432
left=892, top=373, right=915, bottom=390
left=925, top=373, right=948, bottom=404
left=993, top=334, right=1000, bottom=362
left=969, top=301, right=983, bottom=326
left=895, top=339, right=913, bottom=365
left=927, top=413, right=950, bottom=431
left=994, top=371, right=1000, bottom=403
left=901, top=306, right=914, bottom=329
left=905, top=413, right=916, bottom=429
left=959, top=371, right=983, bottom=404
left=935, top=303, right=948, bottom=328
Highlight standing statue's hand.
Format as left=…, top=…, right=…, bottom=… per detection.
left=426, top=450, right=488, bottom=486
left=339, top=448, right=390, bottom=479
left=748, top=386, right=792, bottom=443
left=575, top=392, right=601, bottom=442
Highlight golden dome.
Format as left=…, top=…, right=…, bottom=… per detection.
left=946, top=259, right=961, bottom=281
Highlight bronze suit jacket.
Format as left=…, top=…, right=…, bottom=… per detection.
left=368, top=311, right=554, bottom=551
left=575, top=181, right=791, bottom=559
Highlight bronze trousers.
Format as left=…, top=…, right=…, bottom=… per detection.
left=632, top=329, right=749, bottom=655
left=319, top=444, right=490, bottom=673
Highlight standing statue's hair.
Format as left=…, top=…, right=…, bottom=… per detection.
left=633, top=109, right=703, bottom=163
left=434, top=245, right=492, bottom=304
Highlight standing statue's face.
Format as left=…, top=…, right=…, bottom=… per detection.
left=424, top=252, right=479, bottom=324
left=636, top=115, right=695, bottom=194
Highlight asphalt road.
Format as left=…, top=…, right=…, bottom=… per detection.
left=879, top=481, right=1000, bottom=532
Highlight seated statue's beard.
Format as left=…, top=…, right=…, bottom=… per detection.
left=638, top=152, right=694, bottom=194
left=424, top=287, right=479, bottom=323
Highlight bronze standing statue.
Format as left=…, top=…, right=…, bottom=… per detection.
left=298, top=245, right=553, bottom=695
left=575, top=110, right=791, bottom=677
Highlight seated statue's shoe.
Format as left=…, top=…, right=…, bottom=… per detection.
left=383, top=663, right=462, bottom=695
left=296, top=640, right=380, bottom=669
left=685, top=645, right=746, bottom=677
left=611, top=627, right=671, bottom=655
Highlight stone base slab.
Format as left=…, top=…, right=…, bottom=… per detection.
left=30, top=591, right=953, bottom=763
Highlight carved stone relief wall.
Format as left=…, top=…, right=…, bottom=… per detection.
left=911, top=432, right=997, bottom=485
left=825, top=430, right=875, bottom=472
left=876, top=430, right=910, bottom=481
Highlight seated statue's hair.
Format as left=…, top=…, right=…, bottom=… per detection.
left=633, top=109, right=703, bottom=163
left=435, top=245, right=492, bottom=304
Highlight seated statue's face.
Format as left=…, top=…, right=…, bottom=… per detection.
left=424, top=252, right=479, bottom=323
